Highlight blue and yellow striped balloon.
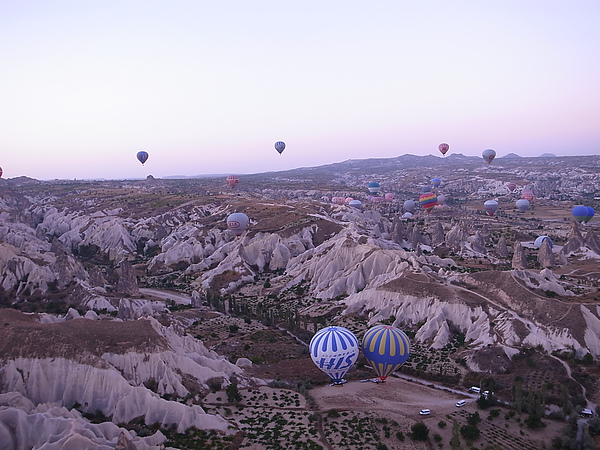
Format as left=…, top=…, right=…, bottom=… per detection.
left=309, top=326, right=359, bottom=385
left=361, top=325, right=411, bottom=381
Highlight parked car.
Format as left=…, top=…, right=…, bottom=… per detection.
left=469, top=386, right=481, bottom=393
left=419, top=409, right=431, bottom=415
left=456, top=400, right=467, bottom=407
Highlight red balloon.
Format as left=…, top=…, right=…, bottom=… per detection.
left=226, top=175, right=239, bottom=189
left=438, top=143, right=449, bottom=155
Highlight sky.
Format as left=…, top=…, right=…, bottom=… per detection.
left=1, top=1, right=599, bottom=180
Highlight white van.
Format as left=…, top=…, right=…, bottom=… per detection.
left=456, top=400, right=467, bottom=407
left=469, top=386, right=481, bottom=394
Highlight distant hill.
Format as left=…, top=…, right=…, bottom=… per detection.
left=500, top=153, right=522, bottom=159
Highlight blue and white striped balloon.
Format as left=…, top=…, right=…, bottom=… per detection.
left=309, top=326, right=359, bottom=384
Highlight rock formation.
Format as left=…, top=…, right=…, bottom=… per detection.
left=512, top=241, right=528, bottom=269
left=537, top=239, right=555, bottom=268
left=497, top=236, right=509, bottom=258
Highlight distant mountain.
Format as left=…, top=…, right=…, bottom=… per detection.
left=499, top=153, right=522, bottom=159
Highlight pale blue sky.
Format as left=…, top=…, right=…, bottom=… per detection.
left=1, top=1, right=599, bottom=179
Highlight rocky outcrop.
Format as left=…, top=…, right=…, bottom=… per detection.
left=512, top=242, right=528, bottom=269
left=497, top=236, right=509, bottom=258
left=114, top=260, right=139, bottom=295
left=584, top=229, right=600, bottom=255
left=432, top=222, right=445, bottom=246
left=537, top=239, right=555, bottom=268
left=467, top=231, right=486, bottom=254
left=445, top=221, right=467, bottom=250
left=0, top=310, right=241, bottom=436
left=561, top=222, right=586, bottom=256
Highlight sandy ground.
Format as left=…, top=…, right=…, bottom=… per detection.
left=312, top=376, right=464, bottom=419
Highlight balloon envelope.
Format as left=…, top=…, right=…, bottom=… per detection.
left=348, top=200, right=362, bottom=208
left=533, top=235, right=553, bottom=248
left=516, top=199, right=530, bottom=213
left=431, top=178, right=441, bottom=188
left=361, top=325, right=411, bottom=381
left=0, top=167, right=3, bottom=178
left=585, top=207, right=595, bottom=223
left=507, top=182, right=517, bottom=192
left=438, top=143, right=449, bottom=155
left=421, top=185, right=431, bottom=193
left=309, top=326, right=359, bottom=384
left=136, top=151, right=149, bottom=165
left=572, top=205, right=588, bottom=222
left=482, top=149, right=496, bottom=164
left=521, top=189, right=535, bottom=203
left=403, top=200, right=415, bottom=212
left=436, top=194, right=446, bottom=205
left=274, top=141, right=286, bottom=154
left=484, top=200, right=499, bottom=216
left=227, top=213, right=249, bottom=236
left=419, top=193, right=437, bottom=213
left=226, top=175, right=239, bottom=189
left=367, top=182, right=381, bottom=195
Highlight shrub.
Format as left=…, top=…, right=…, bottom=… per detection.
left=459, top=424, right=480, bottom=440
left=410, top=422, right=430, bottom=441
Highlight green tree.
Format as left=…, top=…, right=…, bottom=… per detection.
left=409, top=422, right=429, bottom=441
left=514, top=381, right=523, bottom=412
left=460, top=424, right=480, bottom=440
left=467, top=412, right=481, bottom=426
left=225, top=377, right=242, bottom=403
left=450, top=420, right=461, bottom=449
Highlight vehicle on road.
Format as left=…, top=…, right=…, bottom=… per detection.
left=456, top=400, right=467, bottom=407
left=419, top=409, right=431, bottom=415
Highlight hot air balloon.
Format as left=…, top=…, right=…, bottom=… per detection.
left=422, top=185, right=431, bottom=193
left=585, top=207, right=595, bottom=223
left=438, top=143, right=449, bottom=156
left=572, top=205, right=588, bottom=223
left=484, top=200, right=499, bottom=216
left=482, top=149, right=496, bottom=164
left=226, top=175, right=239, bottom=189
left=384, top=193, right=394, bottom=202
left=516, top=199, right=530, bottom=213
left=419, top=193, right=437, bottom=213
left=361, top=325, right=411, bottom=382
left=0, top=167, right=3, bottom=178
left=367, top=182, right=381, bottom=195
left=507, top=182, right=517, bottom=192
left=436, top=194, right=446, bottom=206
left=431, top=178, right=441, bottom=188
left=136, top=151, right=149, bottom=165
left=403, top=200, right=415, bottom=213
left=533, top=236, right=553, bottom=248
left=401, top=212, right=413, bottom=219
left=521, top=188, right=535, bottom=203
left=227, top=212, right=249, bottom=236
left=348, top=199, right=362, bottom=209
left=274, top=141, right=286, bottom=155
left=309, top=326, right=359, bottom=385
